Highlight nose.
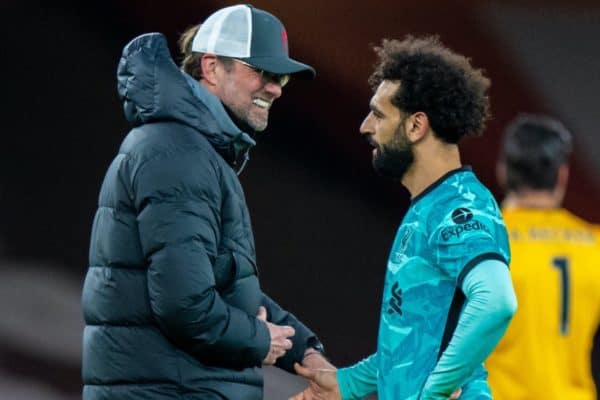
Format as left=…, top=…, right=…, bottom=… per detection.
left=360, top=113, right=373, bottom=135
left=264, top=81, right=283, bottom=99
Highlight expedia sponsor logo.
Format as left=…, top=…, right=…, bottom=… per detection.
left=442, top=208, right=490, bottom=241
left=451, top=207, right=473, bottom=224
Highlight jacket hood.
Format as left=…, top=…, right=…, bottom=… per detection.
left=116, top=33, right=255, bottom=163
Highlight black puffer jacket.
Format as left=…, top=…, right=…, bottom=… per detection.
left=81, top=33, right=320, bottom=400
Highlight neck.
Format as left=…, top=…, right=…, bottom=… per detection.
left=402, top=142, right=462, bottom=198
left=502, top=190, right=561, bottom=210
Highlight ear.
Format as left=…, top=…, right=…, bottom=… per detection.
left=200, top=54, right=219, bottom=86
left=557, top=164, right=569, bottom=190
left=405, top=111, right=429, bottom=143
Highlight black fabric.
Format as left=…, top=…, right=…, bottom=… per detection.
left=437, top=253, right=509, bottom=360
left=437, top=288, right=466, bottom=361
left=411, top=166, right=472, bottom=205
left=81, top=33, right=319, bottom=400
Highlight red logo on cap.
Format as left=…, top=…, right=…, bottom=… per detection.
left=281, top=29, right=288, bottom=52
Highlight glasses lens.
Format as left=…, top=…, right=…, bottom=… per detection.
left=263, top=71, right=290, bottom=87
left=236, top=60, right=289, bottom=87
left=278, top=74, right=290, bottom=87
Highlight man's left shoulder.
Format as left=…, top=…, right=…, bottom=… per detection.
left=431, top=188, right=499, bottom=224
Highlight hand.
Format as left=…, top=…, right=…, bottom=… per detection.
left=257, top=306, right=295, bottom=365
left=302, top=350, right=335, bottom=370
left=289, top=362, right=341, bottom=400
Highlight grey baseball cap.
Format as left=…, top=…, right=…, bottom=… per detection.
left=191, top=4, right=315, bottom=78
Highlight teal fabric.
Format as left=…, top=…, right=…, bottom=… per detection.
left=337, top=167, right=513, bottom=399
left=420, top=260, right=517, bottom=399
left=337, top=354, right=378, bottom=399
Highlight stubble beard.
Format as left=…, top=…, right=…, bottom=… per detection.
left=229, top=101, right=269, bottom=132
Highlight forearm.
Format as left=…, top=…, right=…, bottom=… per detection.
left=421, top=260, right=517, bottom=399
left=337, top=353, right=379, bottom=399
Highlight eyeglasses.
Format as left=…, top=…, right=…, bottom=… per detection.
left=234, top=59, right=290, bottom=87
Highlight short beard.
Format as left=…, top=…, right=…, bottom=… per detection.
left=222, top=103, right=265, bottom=133
left=372, top=124, right=414, bottom=179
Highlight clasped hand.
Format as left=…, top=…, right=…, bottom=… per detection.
left=257, top=306, right=295, bottom=365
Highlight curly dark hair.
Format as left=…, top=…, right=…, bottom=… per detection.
left=369, top=36, right=491, bottom=144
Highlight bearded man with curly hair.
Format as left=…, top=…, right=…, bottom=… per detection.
left=291, top=36, right=517, bottom=400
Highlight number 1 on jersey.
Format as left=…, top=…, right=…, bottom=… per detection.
left=551, top=257, right=570, bottom=335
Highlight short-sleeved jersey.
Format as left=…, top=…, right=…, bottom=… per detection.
left=486, top=208, right=600, bottom=400
left=377, top=166, right=510, bottom=399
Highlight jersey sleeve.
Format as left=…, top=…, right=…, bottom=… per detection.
left=336, top=353, right=379, bottom=399
left=428, top=200, right=510, bottom=284
left=420, top=260, right=517, bottom=399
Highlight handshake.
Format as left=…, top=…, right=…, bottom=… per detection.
left=257, top=306, right=339, bottom=399
left=256, top=307, right=461, bottom=400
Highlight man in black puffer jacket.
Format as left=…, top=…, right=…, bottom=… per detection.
left=82, top=5, right=331, bottom=399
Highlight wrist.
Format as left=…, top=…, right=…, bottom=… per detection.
left=303, top=349, right=322, bottom=359
left=305, top=337, right=325, bottom=355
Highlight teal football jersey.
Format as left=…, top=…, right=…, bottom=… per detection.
left=377, top=166, right=510, bottom=399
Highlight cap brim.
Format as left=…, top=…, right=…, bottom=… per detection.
left=240, top=56, right=316, bottom=79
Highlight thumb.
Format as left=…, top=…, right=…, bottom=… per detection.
left=294, top=362, right=316, bottom=380
left=257, top=306, right=267, bottom=321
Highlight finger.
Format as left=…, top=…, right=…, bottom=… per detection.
left=266, top=346, right=285, bottom=360
left=274, top=348, right=286, bottom=360
left=264, top=348, right=282, bottom=365
left=294, top=362, right=317, bottom=380
left=267, top=354, right=280, bottom=365
left=263, top=352, right=275, bottom=365
left=271, top=340, right=291, bottom=351
left=283, top=326, right=296, bottom=337
left=257, top=306, right=267, bottom=321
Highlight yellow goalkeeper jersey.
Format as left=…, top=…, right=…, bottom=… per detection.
left=486, top=207, right=600, bottom=400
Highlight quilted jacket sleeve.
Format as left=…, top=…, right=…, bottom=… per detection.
left=261, top=293, right=322, bottom=372
left=128, top=147, right=270, bottom=369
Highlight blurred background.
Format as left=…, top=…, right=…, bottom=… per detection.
left=1, top=0, right=599, bottom=398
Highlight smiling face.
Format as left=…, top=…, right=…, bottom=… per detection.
left=360, top=80, right=415, bottom=179
left=213, top=58, right=284, bottom=132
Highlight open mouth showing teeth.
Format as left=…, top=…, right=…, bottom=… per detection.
left=253, top=99, right=271, bottom=109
